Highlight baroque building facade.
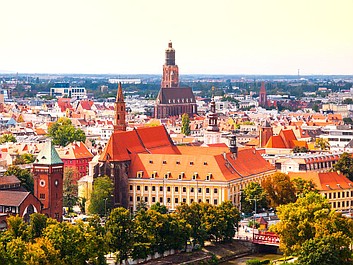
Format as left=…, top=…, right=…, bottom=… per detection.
left=96, top=83, right=276, bottom=212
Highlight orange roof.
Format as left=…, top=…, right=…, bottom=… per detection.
left=57, top=142, right=94, bottom=160
left=289, top=171, right=352, bottom=191
left=265, top=129, right=308, bottom=149
left=129, top=148, right=275, bottom=182
left=99, top=125, right=180, bottom=162
left=35, top=128, right=46, bottom=135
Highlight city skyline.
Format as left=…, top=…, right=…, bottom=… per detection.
left=1, top=0, right=352, bottom=75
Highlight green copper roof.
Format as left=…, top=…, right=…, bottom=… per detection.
left=35, top=141, right=63, bottom=165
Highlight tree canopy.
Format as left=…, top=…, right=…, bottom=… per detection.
left=181, top=113, right=191, bottom=136
left=5, top=166, right=34, bottom=193
left=47, top=117, right=86, bottom=147
left=0, top=134, right=16, bottom=144
left=333, top=152, right=353, bottom=181
left=88, top=176, right=114, bottom=216
left=262, top=173, right=297, bottom=208
left=63, top=168, right=78, bottom=213
left=240, top=182, right=268, bottom=214
left=271, top=191, right=353, bottom=262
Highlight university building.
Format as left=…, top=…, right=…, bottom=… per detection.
left=97, top=83, right=276, bottom=212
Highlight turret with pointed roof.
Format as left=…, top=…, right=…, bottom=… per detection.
left=114, top=82, right=127, bottom=132
left=35, top=141, right=63, bottom=165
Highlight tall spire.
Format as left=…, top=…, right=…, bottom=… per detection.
left=114, top=82, right=126, bottom=132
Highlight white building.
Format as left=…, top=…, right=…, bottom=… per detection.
left=50, top=86, right=87, bottom=99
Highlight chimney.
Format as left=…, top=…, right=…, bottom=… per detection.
left=229, top=135, right=238, bottom=159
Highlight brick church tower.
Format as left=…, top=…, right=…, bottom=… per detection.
left=155, top=41, right=197, bottom=118
left=32, top=141, right=64, bottom=221
left=161, top=41, right=179, bottom=88
left=114, top=82, right=127, bottom=132
left=259, top=82, right=267, bottom=108
left=259, top=120, right=273, bottom=148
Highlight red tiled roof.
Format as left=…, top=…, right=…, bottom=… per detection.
left=99, top=126, right=180, bottom=162
left=79, top=100, right=94, bottom=110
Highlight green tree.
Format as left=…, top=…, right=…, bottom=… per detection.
left=88, top=176, right=114, bottom=216
left=43, top=219, right=106, bottom=265
left=150, top=202, right=168, bottom=214
left=218, top=201, right=240, bottom=242
left=176, top=202, right=207, bottom=246
left=5, top=166, right=34, bottom=193
left=28, top=213, right=48, bottom=240
left=271, top=192, right=353, bottom=256
left=292, top=146, right=309, bottom=153
left=47, top=117, right=86, bottom=147
left=315, top=138, right=330, bottom=151
left=298, top=233, right=352, bottom=265
left=105, top=207, right=133, bottom=264
left=63, top=168, right=78, bottom=213
left=181, top=113, right=191, bottom=136
left=333, top=152, right=353, bottom=181
left=13, top=153, right=36, bottom=165
left=240, top=182, right=268, bottom=214
left=262, top=173, right=297, bottom=208
left=0, top=133, right=16, bottom=144
left=291, top=177, right=317, bottom=197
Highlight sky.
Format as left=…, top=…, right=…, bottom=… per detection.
left=1, top=0, right=353, bottom=75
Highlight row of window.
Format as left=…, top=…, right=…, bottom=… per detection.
left=130, top=196, right=218, bottom=205
left=130, top=185, right=218, bottom=194
left=330, top=200, right=353, bottom=208
left=0, top=206, right=17, bottom=213
left=324, top=191, right=353, bottom=199
left=137, top=171, right=212, bottom=180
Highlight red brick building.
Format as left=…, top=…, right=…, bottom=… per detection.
left=0, top=176, right=42, bottom=228
left=155, top=41, right=197, bottom=118
left=57, top=142, right=94, bottom=183
left=33, top=141, right=64, bottom=221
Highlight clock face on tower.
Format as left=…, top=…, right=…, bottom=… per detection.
left=54, top=180, right=59, bottom=187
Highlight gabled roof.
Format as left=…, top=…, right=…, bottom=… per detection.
left=34, top=141, right=63, bottom=165
left=0, top=190, right=30, bottom=206
left=99, top=125, right=180, bottom=162
left=57, top=142, right=94, bottom=160
left=0, top=175, right=21, bottom=186
left=265, top=129, right=308, bottom=149
left=289, top=171, right=352, bottom=191
left=157, top=87, right=196, bottom=104
left=129, top=148, right=275, bottom=182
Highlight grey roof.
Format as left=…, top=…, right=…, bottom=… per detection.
left=157, top=87, right=196, bottom=104
left=34, top=141, right=63, bottom=165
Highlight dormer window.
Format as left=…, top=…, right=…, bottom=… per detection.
left=163, top=160, right=167, bottom=164
left=149, top=160, right=153, bottom=164
left=165, top=172, right=171, bottom=179
left=206, top=173, right=212, bottom=181
left=192, top=172, right=198, bottom=180
left=151, top=171, right=157, bottom=179
left=204, top=161, right=208, bottom=165
left=190, top=161, right=194, bottom=165
left=176, top=161, right=180, bottom=165
left=137, top=171, right=143, bottom=178
left=178, top=172, right=185, bottom=180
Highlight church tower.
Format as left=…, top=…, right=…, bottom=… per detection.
left=259, top=82, right=267, bottom=108
left=259, top=120, right=273, bottom=148
left=32, top=141, right=64, bottom=221
left=114, top=82, right=127, bottom=132
left=161, top=41, right=179, bottom=88
left=204, top=96, right=221, bottom=145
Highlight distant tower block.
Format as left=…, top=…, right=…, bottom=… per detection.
left=161, top=41, right=179, bottom=88
left=259, top=82, right=267, bottom=108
